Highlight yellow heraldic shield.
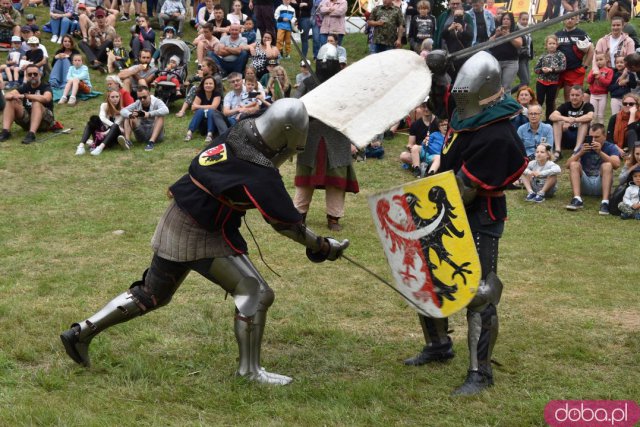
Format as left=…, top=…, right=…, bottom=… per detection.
left=199, top=143, right=228, bottom=166
left=367, top=171, right=480, bottom=318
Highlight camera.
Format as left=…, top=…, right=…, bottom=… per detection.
left=453, top=15, right=463, bottom=24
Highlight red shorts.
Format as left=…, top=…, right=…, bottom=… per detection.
left=78, top=81, right=91, bottom=94
left=559, top=66, right=586, bottom=88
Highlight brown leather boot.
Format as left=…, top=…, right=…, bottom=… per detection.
left=327, top=215, right=342, bottom=232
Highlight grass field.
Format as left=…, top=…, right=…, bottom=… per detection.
left=0, top=11, right=638, bottom=427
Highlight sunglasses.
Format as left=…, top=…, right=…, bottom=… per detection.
left=27, top=72, right=39, bottom=77
left=623, top=102, right=637, bottom=106
left=138, top=95, right=148, bottom=100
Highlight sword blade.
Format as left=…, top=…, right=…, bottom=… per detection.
left=290, top=35, right=321, bottom=86
left=448, top=7, right=587, bottom=63
left=341, top=254, right=429, bottom=316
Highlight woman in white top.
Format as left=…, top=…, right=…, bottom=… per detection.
left=75, top=90, right=124, bottom=156
left=197, top=0, right=217, bottom=27
left=226, top=0, right=247, bottom=25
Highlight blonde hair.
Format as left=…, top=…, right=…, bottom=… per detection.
left=536, top=142, right=553, bottom=162
left=544, top=34, right=558, bottom=46
left=267, top=66, right=291, bottom=100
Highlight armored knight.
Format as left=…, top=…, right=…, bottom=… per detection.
left=60, top=99, right=349, bottom=385
left=404, top=52, right=528, bottom=395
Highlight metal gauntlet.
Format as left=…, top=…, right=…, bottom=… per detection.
left=272, top=222, right=348, bottom=262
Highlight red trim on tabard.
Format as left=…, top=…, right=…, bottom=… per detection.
left=242, top=185, right=300, bottom=224
left=460, top=156, right=528, bottom=190
left=505, top=157, right=529, bottom=186
left=214, top=203, right=224, bottom=226
left=242, top=185, right=275, bottom=221
left=486, top=196, right=496, bottom=221
left=221, top=209, right=244, bottom=254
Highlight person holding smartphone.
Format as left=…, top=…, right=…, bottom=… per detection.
left=565, top=123, right=621, bottom=214
left=488, top=12, right=523, bottom=91
left=435, top=0, right=472, bottom=80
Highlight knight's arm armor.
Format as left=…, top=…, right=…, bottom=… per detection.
left=270, top=222, right=348, bottom=262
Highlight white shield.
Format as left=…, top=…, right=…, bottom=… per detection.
left=300, top=50, right=431, bottom=150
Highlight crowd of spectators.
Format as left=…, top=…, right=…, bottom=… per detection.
left=0, top=0, right=639, bottom=220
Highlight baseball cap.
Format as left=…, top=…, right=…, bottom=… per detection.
left=11, top=35, right=21, bottom=43
left=30, top=25, right=39, bottom=32
left=95, top=8, right=106, bottom=17
left=27, top=36, right=39, bottom=45
left=267, top=58, right=278, bottom=66
left=20, top=25, right=32, bottom=32
left=25, top=13, right=35, bottom=20
left=299, top=60, right=308, bottom=67
left=77, top=3, right=86, bottom=8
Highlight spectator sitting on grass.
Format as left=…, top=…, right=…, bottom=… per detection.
left=118, top=85, right=168, bottom=152
left=517, top=104, right=554, bottom=159
left=522, top=142, right=561, bottom=203
left=565, top=123, right=621, bottom=215
left=399, top=102, right=440, bottom=177
left=618, top=165, right=640, bottom=219
left=58, top=53, right=92, bottom=106
left=0, top=64, right=54, bottom=145
left=118, top=48, right=157, bottom=95
left=549, top=85, right=594, bottom=160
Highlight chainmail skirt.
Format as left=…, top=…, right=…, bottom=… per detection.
left=151, top=200, right=236, bottom=262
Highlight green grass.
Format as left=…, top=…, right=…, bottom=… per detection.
left=0, top=11, right=638, bottom=427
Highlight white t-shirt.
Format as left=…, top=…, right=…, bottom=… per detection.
left=609, top=35, right=621, bottom=67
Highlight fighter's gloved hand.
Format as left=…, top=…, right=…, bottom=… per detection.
left=306, top=238, right=349, bottom=263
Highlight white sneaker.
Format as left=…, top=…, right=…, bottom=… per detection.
left=58, top=96, right=67, bottom=104
left=51, top=34, right=58, bottom=43
left=75, top=143, right=85, bottom=155
left=91, top=144, right=104, bottom=156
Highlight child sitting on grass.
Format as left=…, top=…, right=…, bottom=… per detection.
left=59, top=53, right=92, bottom=106
left=618, top=166, right=640, bottom=220
left=522, top=143, right=561, bottom=203
left=0, top=36, right=23, bottom=89
left=107, top=35, right=128, bottom=73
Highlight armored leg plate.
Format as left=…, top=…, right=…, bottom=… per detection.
left=451, top=369, right=494, bottom=396
left=59, top=290, right=142, bottom=368
left=60, top=326, right=92, bottom=367
left=404, top=315, right=454, bottom=366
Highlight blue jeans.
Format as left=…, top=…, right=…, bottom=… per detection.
left=311, top=22, right=322, bottom=59
left=298, top=16, right=312, bottom=58
left=188, top=109, right=228, bottom=134
left=210, top=51, right=249, bottom=76
left=49, top=58, right=71, bottom=88
left=373, top=43, right=393, bottom=53
left=50, top=17, right=73, bottom=38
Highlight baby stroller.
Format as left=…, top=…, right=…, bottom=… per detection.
left=153, top=39, right=190, bottom=106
